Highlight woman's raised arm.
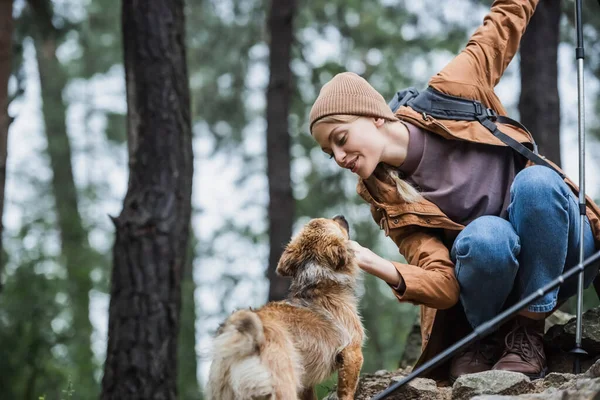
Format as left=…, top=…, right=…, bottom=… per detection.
left=430, top=0, right=538, bottom=92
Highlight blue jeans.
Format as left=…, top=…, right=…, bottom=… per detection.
left=451, top=166, right=599, bottom=328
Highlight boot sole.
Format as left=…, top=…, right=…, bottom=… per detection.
left=523, top=367, right=548, bottom=381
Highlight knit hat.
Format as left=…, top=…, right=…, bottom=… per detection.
left=309, top=72, right=398, bottom=131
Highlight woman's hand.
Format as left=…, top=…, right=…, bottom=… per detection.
left=348, top=240, right=404, bottom=290
left=347, top=240, right=377, bottom=270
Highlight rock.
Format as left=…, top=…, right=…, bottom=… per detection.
left=451, top=371, right=534, bottom=400
left=544, top=310, right=574, bottom=333
left=444, top=377, right=600, bottom=400
left=585, top=357, right=600, bottom=378
left=470, top=393, right=561, bottom=400
left=544, top=308, right=600, bottom=374
left=323, top=369, right=411, bottom=400
left=354, top=375, right=442, bottom=400
left=545, top=346, right=598, bottom=374
left=391, top=377, right=442, bottom=400
left=349, top=370, right=600, bottom=400
left=346, top=307, right=600, bottom=400
left=526, top=372, right=578, bottom=396
left=536, top=372, right=576, bottom=390
left=471, top=395, right=549, bottom=400
left=544, top=307, right=600, bottom=355
left=560, top=377, right=600, bottom=399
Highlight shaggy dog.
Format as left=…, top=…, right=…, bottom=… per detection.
left=206, top=215, right=364, bottom=400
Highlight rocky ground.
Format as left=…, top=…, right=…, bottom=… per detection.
left=325, top=307, right=600, bottom=399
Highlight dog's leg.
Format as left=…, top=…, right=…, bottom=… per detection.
left=336, top=345, right=363, bottom=400
left=272, top=380, right=298, bottom=400
left=260, top=337, right=301, bottom=400
left=299, top=387, right=317, bottom=400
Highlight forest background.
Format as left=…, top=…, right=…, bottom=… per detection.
left=1, top=0, right=600, bottom=399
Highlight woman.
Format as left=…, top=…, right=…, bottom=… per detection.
left=309, top=0, right=600, bottom=383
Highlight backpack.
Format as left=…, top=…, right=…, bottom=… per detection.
left=388, top=86, right=565, bottom=180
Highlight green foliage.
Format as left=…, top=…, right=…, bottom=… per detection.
left=186, top=0, right=266, bottom=150
left=61, top=381, right=75, bottom=400
left=103, top=112, right=127, bottom=144
left=315, top=373, right=337, bottom=399
left=0, top=249, right=72, bottom=400
left=38, top=379, right=75, bottom=400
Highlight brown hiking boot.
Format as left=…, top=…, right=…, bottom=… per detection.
left=449, top=334, right=503, bottom=382
left=492, top=316, right=547, bottom=379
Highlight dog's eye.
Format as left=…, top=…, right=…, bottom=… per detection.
left=335, top=352, right=344, bottom=365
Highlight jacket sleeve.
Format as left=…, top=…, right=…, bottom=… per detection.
left=387, top=228, right=460, bottom=310
left=429, top=0, right=538, bottom=89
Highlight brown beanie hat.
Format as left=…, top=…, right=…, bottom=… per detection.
left=309, top=72, right=398, bottom=132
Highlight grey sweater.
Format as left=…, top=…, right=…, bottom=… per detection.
left=398, top=122, right=526, bottom=226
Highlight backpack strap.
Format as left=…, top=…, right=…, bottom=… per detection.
left=478, top=114, right=565, bottom=179
left=388, top=87, right=420, bottom=113
left=390, top=87, right=565, bottom=179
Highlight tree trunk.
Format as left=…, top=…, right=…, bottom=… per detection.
left=101, top=0, right=193, bottom=398
left=0, top=0, right=13, bottom=292
left=519, top=0, right=561, bottom=167
left=28, top=0, right=97, bottom=395
left=266, top=0, right=296, bottom=302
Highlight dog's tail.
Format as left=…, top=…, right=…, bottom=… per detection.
left=213, top=309, right=265, bottom=359
left=207, top=310, right=272, bottom=400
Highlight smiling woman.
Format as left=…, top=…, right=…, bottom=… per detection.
left=305, top=0, right=600, bottom=385
left=310, top=95, right=419, bottom=203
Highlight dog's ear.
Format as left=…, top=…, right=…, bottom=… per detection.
left=325, top=241, right=351, bottom=270
left=276, top=245, right=298, bottom=277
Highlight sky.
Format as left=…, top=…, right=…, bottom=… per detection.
left=5, top=0, right=600, bottom=390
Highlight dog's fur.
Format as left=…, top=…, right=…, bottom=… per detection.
left=206, top=216, right=364, bottom=400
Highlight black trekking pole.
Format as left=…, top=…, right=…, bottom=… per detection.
left=569, top=0, right=588, bottom=374
left=371, top=250, right=600, bottom=400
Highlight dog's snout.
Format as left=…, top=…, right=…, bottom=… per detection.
left=332, top=215, right=350, bottom=237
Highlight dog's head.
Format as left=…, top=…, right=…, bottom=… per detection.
left=276, top=215, right=357, bottom=283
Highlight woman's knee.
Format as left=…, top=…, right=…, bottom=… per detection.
left=453, top=216, right=520, bottom=276
left=511, top=166, right=565, bottom=201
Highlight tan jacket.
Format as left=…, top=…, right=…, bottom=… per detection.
left=355, top=0, right=600, bottom=381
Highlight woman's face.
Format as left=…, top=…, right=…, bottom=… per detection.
left=312, top=116, right=386, bottom=179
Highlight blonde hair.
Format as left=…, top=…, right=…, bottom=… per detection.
left=382, top=165, right=422, bottom=203
left=313, top=114, right=422, bottom=203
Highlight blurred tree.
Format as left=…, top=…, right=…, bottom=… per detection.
left=101, top=0, right=193, bottom=398
left=519, top=0, right=562, bottom=166
left=0, top=0, right=12, bottom=291
left=25, top=0, right=98, bottom=396
left=178, top=230, right=202, bottom=400
left=266, top=0, right=296, bottom=301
